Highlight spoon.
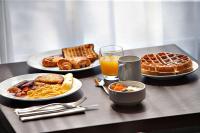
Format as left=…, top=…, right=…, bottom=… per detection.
left=94, top=77, right=109, bottom=95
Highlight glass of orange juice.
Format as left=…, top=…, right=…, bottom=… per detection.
left=99, top=45, right=124, bottom=80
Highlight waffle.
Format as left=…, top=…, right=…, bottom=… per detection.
left=141, top=52, right=193, bottom=75
left=62, top=44, right=98, bottom=62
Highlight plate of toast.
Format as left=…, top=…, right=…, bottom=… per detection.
left=27, top=44, right=99, bottom=72
left=141, top=52, right=199, bottom=79
left=0, top=73, right=82, bottom=101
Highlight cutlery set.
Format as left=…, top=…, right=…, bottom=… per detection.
left=15, top=97, right=98, bottom=122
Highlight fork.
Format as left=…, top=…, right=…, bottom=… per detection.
left=15, top=97, right=87, bottom=114
left=94, top=77, right=109, bottom=94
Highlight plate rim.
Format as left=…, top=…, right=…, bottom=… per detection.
left=0, top=73, right=82, bottom=101
left=142, top=60, right=199, bottom=79
left=27, top=49, right=99, bottom=72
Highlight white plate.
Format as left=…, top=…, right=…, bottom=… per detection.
left=27, top=49, right=99, bottom=72
left=142, top=61, right=199, bottom=79
left=0, top=73, right=82, bottom=101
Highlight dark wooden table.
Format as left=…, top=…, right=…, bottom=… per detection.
left=0, top=44, right=200, bottom=133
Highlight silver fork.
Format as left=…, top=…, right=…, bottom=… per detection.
left=15, top=97, right=87, bottom=114
left=94, top=78, right=109, bottom=94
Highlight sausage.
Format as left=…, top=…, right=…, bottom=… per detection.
left=21, top=80, right=34, bottom=88
left=15, top=80, right=29, bottom=88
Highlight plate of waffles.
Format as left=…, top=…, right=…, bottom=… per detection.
left=141, top=52, right=199, bottom=79
left=27, top=44, right=99, bottom=72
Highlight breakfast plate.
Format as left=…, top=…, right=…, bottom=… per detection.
left=142, top=60, right=199, bottom=79
left=27, top=49, right=99, bottom=72
left=0, top=73, right=82, bottom=101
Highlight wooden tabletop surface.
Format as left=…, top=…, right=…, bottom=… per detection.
left=0, top=44, right=200, bottom=133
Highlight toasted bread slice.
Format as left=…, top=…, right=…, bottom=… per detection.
left=62, top=44, right=98, bottom=62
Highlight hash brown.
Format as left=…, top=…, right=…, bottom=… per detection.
left=35, top=74, right=64, bottom=84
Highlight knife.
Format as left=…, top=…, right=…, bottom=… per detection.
left=20, top=104, right=98, bottom=122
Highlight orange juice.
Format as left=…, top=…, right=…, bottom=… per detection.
left=99, top=56, right=120, bottom=76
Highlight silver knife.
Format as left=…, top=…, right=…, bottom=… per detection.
left=20, top=104, right=98, bottom=122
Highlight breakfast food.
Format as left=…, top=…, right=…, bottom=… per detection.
left=27, top=84, right=63, bottom=98
left=35, top=74, right=64, bottom=84
left=57, top=59, right=72, bottom=70
left=110, top=83, right=127, bottom=91
left=141, top=52, right=193, bottom=75
left=70, top=57, right=91, bottom=69
left=62, top=44, right=98, bottom=62
left=61, top=73, right=73, bottom=90
left=42, top=56, right=63, bottom=67
left=110, top=83, right=141, bottom=92
left=41, top=44, right=98, bottom=70
left=8, top=80, right=34, bottom=97
left=57, top=57, right=91, bottom=70
left=7, top=73, right=73, bottom=98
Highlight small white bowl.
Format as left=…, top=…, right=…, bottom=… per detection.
left=108, top=81, right=146, bottom=106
